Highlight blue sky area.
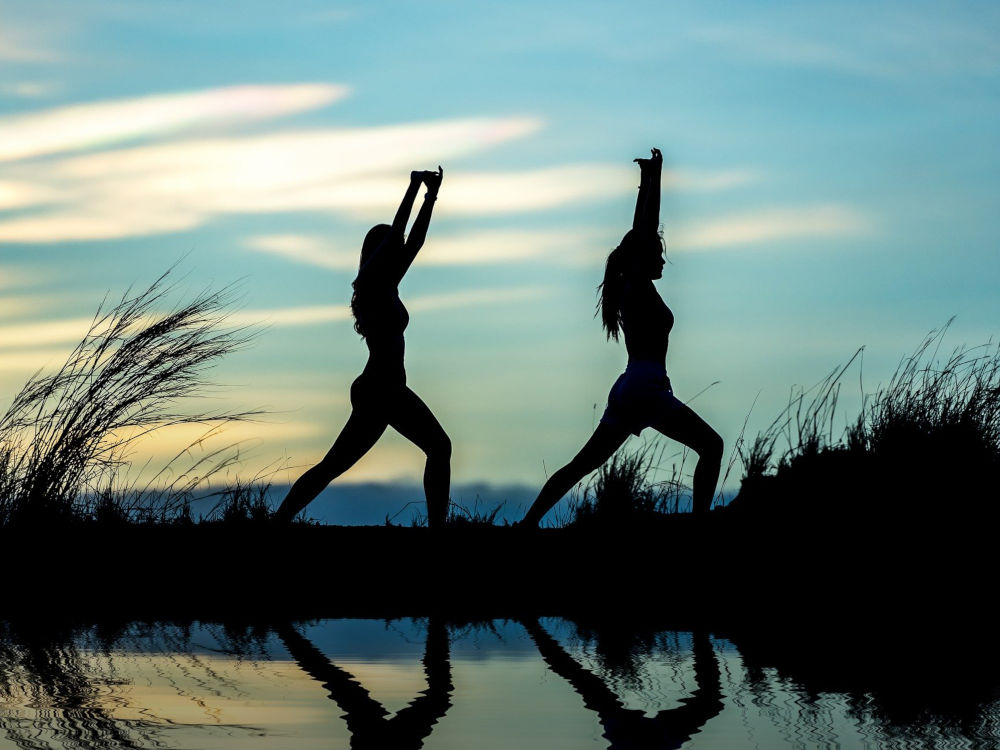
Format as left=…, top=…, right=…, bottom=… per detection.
left=1, top=1, right=998, bottom=507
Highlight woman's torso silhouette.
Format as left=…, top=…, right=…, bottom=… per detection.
left=354, top=286, right=410, bottom=397
left=621, top=278, right=674, bottom=365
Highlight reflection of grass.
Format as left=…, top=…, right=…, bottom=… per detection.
left=730, top=322, right=1000, bottom=524
left=0, top=271, right=256, bottom=528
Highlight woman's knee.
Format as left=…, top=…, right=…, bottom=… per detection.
left=425, top=431, right=452, bottom=460
left=700, top=429, right=724, bottom=463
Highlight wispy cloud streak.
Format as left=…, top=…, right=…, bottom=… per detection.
left=0, top=30, right=54, bottom=63
left=0, top=101, right=545, bottom=243
left=229, top=286, right=552, bottom=327
left=1, top=81, right=60, bottom=99
left=0, top=287, right=551, bottom=368
left=673, top=204, right=871, bottom=250
left=691, top=26, right=897, bottom=76
left=246, top=228, right=596, bottom=269
left=0, top=83, right=348, bottom=163
left=0, top=80, right=752, bottom=245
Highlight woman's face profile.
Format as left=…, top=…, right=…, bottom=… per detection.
left=639, top=237, right=665, bottom=280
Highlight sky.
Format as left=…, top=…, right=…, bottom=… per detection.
left=1, top=1, right=999, bottom=500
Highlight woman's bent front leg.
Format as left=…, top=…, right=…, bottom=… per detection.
left=390, top=388, right=452, bottom=528
left=651, top=402, right=723, bottom=515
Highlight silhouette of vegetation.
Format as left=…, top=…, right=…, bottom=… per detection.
left=730, top=322, right=1000, bottom=528
left=0, top=271, right=257, bottom=528
left=202, top=477, right=276, bottom=525
left=443, top=497, right=505, bottom=526
left=564, top=439, right=692, bottom=527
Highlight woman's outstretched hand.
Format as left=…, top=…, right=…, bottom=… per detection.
left=418, top=166, right=443, bottom=196
left=634, top=147, right=662, bottom=170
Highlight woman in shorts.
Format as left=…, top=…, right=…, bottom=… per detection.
left=274, top=168, right=452, bottom=527
left=518, top=149, right=722, bottom=526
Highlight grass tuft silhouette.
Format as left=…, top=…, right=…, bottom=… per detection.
left=0, top=270, right=258, bottom=527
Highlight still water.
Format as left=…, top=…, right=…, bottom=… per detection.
left=0, top=618, right=996, bottom=749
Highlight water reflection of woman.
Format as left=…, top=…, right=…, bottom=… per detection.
left=274, top=169, right=452, bottom=526
left=519, top=149, right=723, bottom=526
left=521, top=618, right=723, bottom=750
left=275, top=619, right=452, bottom=750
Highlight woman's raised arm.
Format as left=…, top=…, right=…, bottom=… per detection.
left=397, top=166, right=443, bottom=279
left=357, top=171, right=424, bottom=282
left=392, top=171, right=423, bottom=236
left=632, top=147, right=662, bottom=235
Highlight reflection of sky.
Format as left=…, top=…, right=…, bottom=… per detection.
left=0, top=619, right=916, bottom=749
left=1, top=2, right=998, bottom=490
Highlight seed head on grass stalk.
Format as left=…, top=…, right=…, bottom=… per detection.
left=0, top=269, right=260, bottom=527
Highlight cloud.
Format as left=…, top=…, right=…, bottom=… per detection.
left=0, top=109, right=544, bottom=243
left=672, top=204, right=871, bottom=250
left=0, top=286, right=550, bottom=372
left=692, top=16, right=1000, bottom=78
left=0, top=179, right=60, bottom=210
left=322, top=165, right=755, bottom=220
left=228, top=305, right=351, bottom=328
left=0, top=83, right=348, bottom=163
left=0, top=315, right=95, bottom=349
left=0, top=30, right=54, bottom=62
left=0, top=294, right=50, bottom=318
left=405, top=286, right=551, bottom=312
left=1, top=81, right=60, bottom=99
left=245, top=235, right=357, bottom=271
left=422, top=229, right=592, bottom=265
left=109, top=419, right=325, bottom=459
left=228, top=286, right=551, bottom=328
left=691, top=26, right=898, bottom=77
left=246, top=227, right=596, bottom=269
left=0, top=348, right=70, bottom=373
left=665, top=169, right=759, bottom=192
left=0, top=265, right=42, bottom=290
left=0, top=86, right=756, bottom=247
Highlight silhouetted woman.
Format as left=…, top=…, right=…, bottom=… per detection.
left=275, top=168, right=451, bottom=526
left=520, top=149, right=723, bottom=526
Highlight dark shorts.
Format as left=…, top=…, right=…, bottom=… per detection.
left=600, top=361, right=684, bottom=437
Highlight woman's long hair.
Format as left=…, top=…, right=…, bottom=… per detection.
left=351, top=224, right=393, bottom=337
left=597, top=229, right=663, bottom=341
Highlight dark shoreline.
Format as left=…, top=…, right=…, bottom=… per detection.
left=6, top=514, right=991, bottom=624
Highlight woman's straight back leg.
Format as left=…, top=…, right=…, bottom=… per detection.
left=275, top=407, right=389, bottom=522
left=520, top=423, right=629, bottom=527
